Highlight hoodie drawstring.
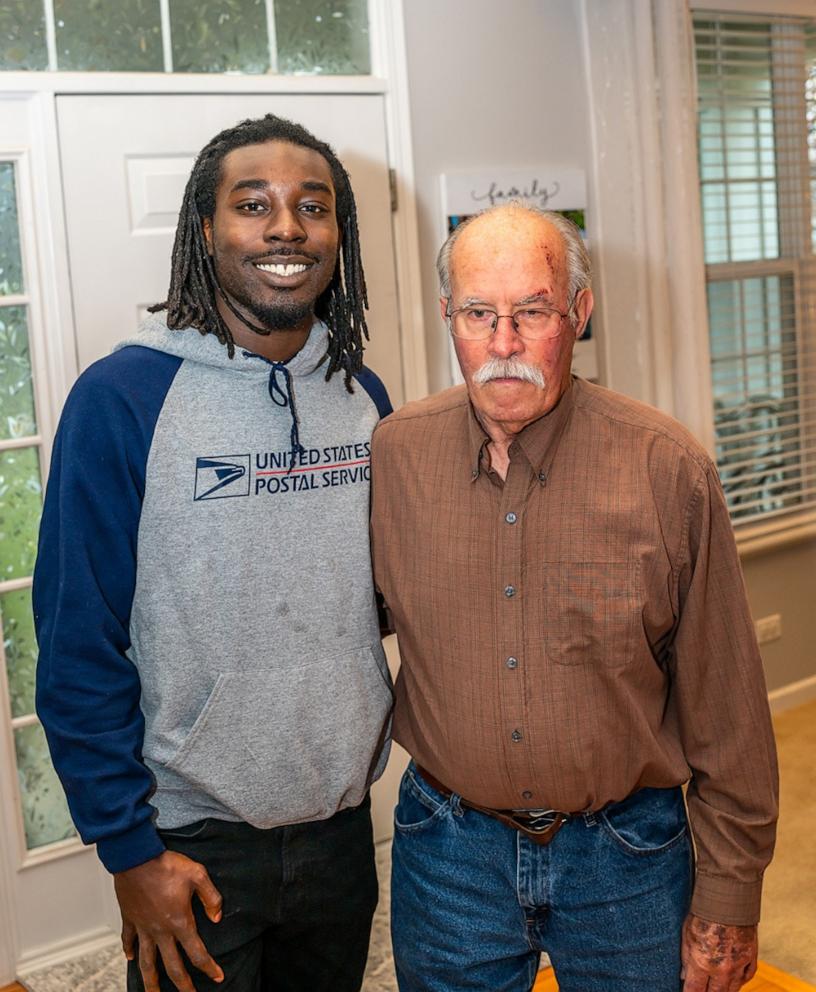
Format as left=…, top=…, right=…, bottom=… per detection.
left=243, top=351, right=306, bottom=471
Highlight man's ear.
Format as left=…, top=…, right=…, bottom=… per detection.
left=573, top=288, right=594, bottom=339
left=439, top=297, right=449, bottom=322
left=202, top=216, right=214, bottom=257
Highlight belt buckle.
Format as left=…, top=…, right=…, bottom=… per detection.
left=512, top=809, right=569, bottom=844
left=524, top=809, right=563, bottom=833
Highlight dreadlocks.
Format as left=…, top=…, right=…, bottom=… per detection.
left=149, top=114, right=369, bottom=389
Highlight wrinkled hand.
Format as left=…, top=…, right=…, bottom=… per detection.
left=115, top=850, right=224, bottom=992
left=681, top=913, right=758, bottom=991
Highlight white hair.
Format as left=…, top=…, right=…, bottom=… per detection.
left=436, top=204, right=592, bottom=326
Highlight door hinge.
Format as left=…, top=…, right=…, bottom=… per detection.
left=389, top=168, right=398, bottom=212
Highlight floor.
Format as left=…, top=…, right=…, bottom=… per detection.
left=531, top=960, right=816, bottom=990
left=8, top=959, right=816, bottom=992
left=757, top=700, right=816, bottom=981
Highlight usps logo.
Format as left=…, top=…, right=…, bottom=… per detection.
left=194, top=455, right=250, bottom=500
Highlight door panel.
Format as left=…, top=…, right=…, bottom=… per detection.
left=56, top=93, right=404, bottom=406
left=57, top=93, right=406, bottom=845
left=5, top=93, right=409, bottom=967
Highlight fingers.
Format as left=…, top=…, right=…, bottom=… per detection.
left=681, top=960, right=711, bottom=992
left=121, top=919, right=137, bottom=960
left=192, top=863, right=223, bottom=924
left=180, top=931, right=224, bottom=984
left=138, top=934, right=161, bottom=992
left=156, top=936, right=197, bottom=992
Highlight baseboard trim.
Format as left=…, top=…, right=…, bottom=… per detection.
left=17, top=928, right=118, bottom=978
left=768, top=674, right=816, bottom=714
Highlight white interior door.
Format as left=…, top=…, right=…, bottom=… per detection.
left=56, top=93, right=405, bottom=406
left=35, top=91, right=408, bottom=957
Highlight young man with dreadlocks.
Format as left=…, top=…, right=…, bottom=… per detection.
left=34, top=115, right=394, bottom=992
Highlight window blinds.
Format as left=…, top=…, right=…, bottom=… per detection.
left=694, top=15, right=816, bottom=525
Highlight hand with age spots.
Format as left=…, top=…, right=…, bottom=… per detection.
left=681, top=913, right=758, bottom=991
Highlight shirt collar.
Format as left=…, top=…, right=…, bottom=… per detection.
left=467, top=377, right=578, bottom=483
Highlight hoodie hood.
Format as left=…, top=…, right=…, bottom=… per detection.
left=117, top=312, right=331, bottom=464
left=114, top=311, right=330, bottom=379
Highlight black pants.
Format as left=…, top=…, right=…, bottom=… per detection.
left=126, top=796, right=378, bottom=992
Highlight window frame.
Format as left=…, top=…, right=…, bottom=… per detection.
left=579, top=0, right=816, bottom=556
left=691, top=7, right=816, bottom=547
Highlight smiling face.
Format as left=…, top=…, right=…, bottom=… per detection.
left=443, top=209, right=592, bottom=446
left=202, top=139, right=340, bottom=357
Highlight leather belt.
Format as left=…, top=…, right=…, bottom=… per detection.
left=414, top=764, right=570, bottom=846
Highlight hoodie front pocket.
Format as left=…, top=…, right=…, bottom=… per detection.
left=165, top=645, right=393, bottom=827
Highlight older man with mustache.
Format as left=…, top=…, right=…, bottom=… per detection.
left=370, top=205, right=777, bottom=992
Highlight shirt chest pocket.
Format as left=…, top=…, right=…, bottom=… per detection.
left=542, top=561, right=642, bottom=668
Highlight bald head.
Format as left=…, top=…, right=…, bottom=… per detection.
left=437, top=205, right=591, bottom=326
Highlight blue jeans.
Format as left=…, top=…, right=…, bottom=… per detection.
left=391, top=763, right=692, bottom=992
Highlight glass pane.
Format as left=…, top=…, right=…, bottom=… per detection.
left=2, top=587, right=36, bottom=719
left=0, top=163, right=24, bottom=295
left=54, top=0, right=163, bottom=72
left=0, top=446, right=43, bottom=581
left=276, top=0, right=370, bottom=75
left=169, top=0, right=269, bottom=73
left=0, top=306, right=37, bottom=440
left=708, top=275, right=803, bottom=521
left=14, top=723, right=76, bottom=849
left=695, top=19, right=780, bottom=266
left=0, top=0, right=48, bottom=70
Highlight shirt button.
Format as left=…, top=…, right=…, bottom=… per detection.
left=504, top=585, right=515, bottom=598
left=511, top=730, right=523, bottom=742
left=538, top=470, right=547, bottom=483
left=522, top=790, right=533, bottom=800
left=506, top=656, right=518, bottom=670
left=471, top=468, right=479, bottom=479
left=505, top=511, right=517, bottom=524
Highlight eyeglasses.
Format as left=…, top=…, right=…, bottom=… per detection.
left=445, top=301, right=573, bottom=341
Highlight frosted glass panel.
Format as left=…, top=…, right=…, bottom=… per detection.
left=54, top=0, right=163, bottom=71
left=0, top=163, right=24, bottom=295
left=170, top=0, right=269, bottom=73
left=2, top=587, right=37, bottom=719
left=276, top=0, right=370, bottom=75
left=15, top=723, right=76, bottom=850
left=0, top=306, right=37, bottom=441
left=0, top=446, right=43, bottom=581
left=0, top=0, right=48, bottom=70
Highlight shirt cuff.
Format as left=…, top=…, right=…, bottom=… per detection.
left=95, top=819, right=166, bottom=874
left=691, top=872, right=764, bottom=926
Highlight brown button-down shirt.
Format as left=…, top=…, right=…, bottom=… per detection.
left=371, top=377, right=778, bottom=926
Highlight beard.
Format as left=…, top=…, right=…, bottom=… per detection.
left=209, top=246, right=329, bottom=336
left=237, top=294, right=315, bottom=333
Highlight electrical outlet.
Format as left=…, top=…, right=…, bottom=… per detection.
left=755, top=613, right=782, bottom=645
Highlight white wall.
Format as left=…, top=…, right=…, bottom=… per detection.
left=402, top=0, right=590, bottom=393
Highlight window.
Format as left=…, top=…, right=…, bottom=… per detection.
left=0, top=160, right=76, bottom=852
left=0, top=0, right=370, bottom=75
left=694, top=14, right=816, bottom=526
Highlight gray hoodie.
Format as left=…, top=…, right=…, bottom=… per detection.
left=35, top=312, right=394, bottom=871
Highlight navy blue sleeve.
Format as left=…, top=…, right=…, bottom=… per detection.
left=354, top=365, right=393, bottom=420
left=33, top=346, right=182, bottom=873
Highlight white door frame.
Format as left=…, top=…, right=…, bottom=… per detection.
left=0, top=36, right=427, bottom=430
left=0, top=3, right=425, bottom=979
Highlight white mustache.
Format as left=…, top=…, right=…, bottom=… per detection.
left=472, top=357, right=546, bottom=389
